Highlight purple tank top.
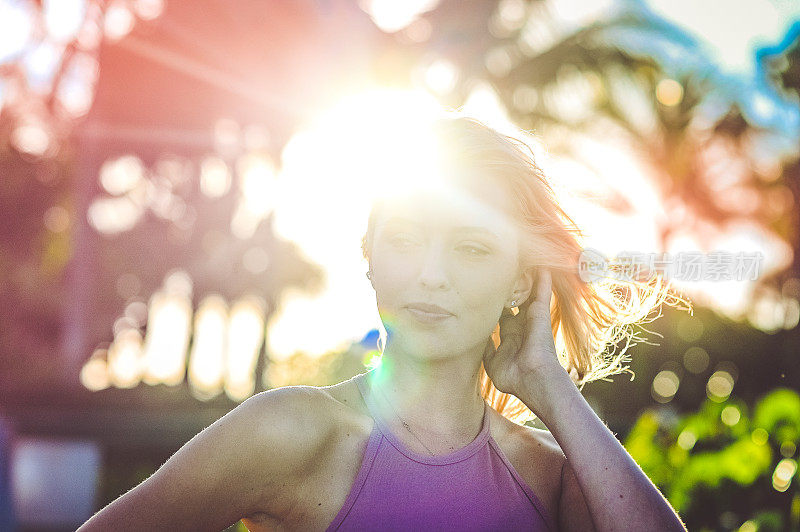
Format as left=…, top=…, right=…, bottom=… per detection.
left=325, top=373, right=556, bottom=531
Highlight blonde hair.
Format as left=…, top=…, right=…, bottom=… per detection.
left=361, top=115, right=692, bottom=425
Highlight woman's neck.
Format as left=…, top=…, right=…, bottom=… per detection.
left=366, top=348, right=486, bottom=439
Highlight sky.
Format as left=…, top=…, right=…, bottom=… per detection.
left=646, top=0, right=800, bottom=77
left=533, top=0, right=800, bottom=134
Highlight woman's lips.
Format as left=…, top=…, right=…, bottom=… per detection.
left=406, top=307, right=454, bottom=323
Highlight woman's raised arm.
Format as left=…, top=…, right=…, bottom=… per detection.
left=77, top=385, right=333, bottom=531
left=484, top=269, right=687, bottom=531
left=528, top=366, right=686, bottom=531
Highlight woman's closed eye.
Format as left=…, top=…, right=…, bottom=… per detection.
left=458, top=243, right=491, bottom=257
left=389, top=234, right=419, bottom=248
left=386, top=233, right=491, bottom=257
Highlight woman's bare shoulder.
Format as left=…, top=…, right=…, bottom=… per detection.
left=243, top=376, right=371, bottom=457
left=240, top=384, right=344, bottom=460
left=516, top=423, right=567, bottom=479
left=491, top=410, right=565, bottom=461
left=77, top=384, right=341, bottom=531
left=491, top=414, right=565, bottom=525
left=317, top=373, right=371, bottom=418
left=521, top=425, right=566, bottom=460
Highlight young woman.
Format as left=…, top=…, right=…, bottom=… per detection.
left=78, top=115, right=688, bottom=531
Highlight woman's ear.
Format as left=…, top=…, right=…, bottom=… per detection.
left=510, top=266, right=537, bottom=307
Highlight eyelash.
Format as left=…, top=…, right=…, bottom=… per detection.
left=389, top=235, right=490, bottom=257
left=460, top=245, right=490, bottom=257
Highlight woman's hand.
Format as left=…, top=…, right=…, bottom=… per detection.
left=484, top=274, right=689, bottom=532
left=482, top=268, right=567, bottom=408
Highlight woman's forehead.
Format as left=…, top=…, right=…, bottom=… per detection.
left=375, top=179, right=518, bottom=238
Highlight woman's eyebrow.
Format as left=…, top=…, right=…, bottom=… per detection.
left=382, top=216, right=419, bottom=225
left=382, top=217, right=500, bottom=239
left=454, top=226, right=500, bottom=239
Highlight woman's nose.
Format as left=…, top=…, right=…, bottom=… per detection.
left=417, top=243, right=449, bottom=289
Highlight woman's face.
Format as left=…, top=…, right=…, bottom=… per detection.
left=369, top=175, right=532, bottom=361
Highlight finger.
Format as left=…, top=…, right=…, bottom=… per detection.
left=498, top=311, right=527, bottom=344
left=500, top=307, right=527, bottom=329
left=482, top=337, right=497, bottom=363
left=497, top=330, right=523, bottom=356
left=536, top=267, right=552, bottom=304
left=499, top=292, right=536, bottom=345
left=527, top=268, right=553, bottom=323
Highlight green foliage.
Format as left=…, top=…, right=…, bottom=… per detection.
left=624, top=388, right=799, bottom=524
left=753, top=389, right=800, bottom=443
left=744, top=509, right=784, bottom=532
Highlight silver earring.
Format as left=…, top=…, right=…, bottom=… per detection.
left=366, top=271, right=372, bottom=280
left=510, top=300, right=518, bottom=307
